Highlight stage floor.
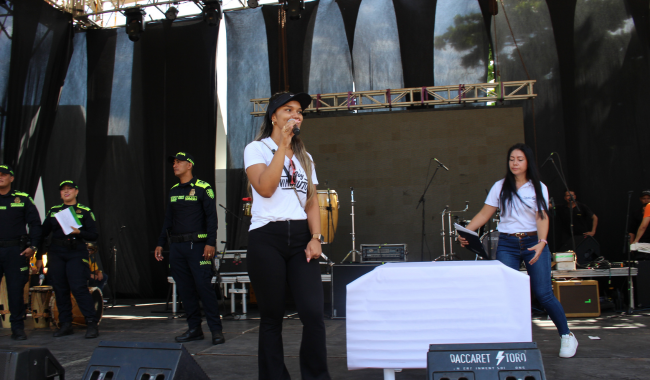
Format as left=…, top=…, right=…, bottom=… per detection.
left=3, top=300, right=649, bottom=379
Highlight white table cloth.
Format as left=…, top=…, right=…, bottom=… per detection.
left=346, top=261, right=532, bottom=370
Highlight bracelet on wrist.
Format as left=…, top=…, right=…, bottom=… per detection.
left=538, top=239, right=548, bottom=246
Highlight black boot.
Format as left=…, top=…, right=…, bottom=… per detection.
left=11, top=328, right=27, bottom=341
left=85, top=321, right=99, bottom=339
left=53, top=322, right=74, bottom=337
left=211, top=330, right=225, bottom=345
left=175, top=327, right=204, bottom=343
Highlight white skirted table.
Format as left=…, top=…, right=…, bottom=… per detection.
left=345, top=261, right=532, bottom=379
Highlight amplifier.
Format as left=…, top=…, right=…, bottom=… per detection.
left=360, top=244, right=407, bottom=263
left=217, top=250, right=247, bottom=275
left=427, top=342, right=546, bottom=380
left=331, top=264, right=381, bottom=319
left=553, top=280, right=600, bottom=317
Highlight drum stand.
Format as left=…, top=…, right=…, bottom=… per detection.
left=341, top=187, right=361, bottom=263
left=435, top=202, right=469, bottom=261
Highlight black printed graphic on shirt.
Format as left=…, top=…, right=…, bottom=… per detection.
left=279, top=169, right=308, bottom=194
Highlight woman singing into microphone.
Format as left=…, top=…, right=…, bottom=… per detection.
left=244, top=92, right=330, bottom=380
left=459, top=143, right=578, bottom=358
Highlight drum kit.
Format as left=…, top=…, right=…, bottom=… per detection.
left=437, top=203, right=501, bottom=261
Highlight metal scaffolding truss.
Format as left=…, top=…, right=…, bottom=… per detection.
left=43, top=0, right=297, bottom=28
left=250, top=80, right=537, bottom=116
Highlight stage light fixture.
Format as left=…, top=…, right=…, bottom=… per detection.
left=285, top=0, right=305, bottom=20
left=125, top=7, right=146, bottom=42
left=165, top=6, right=179, bottom=20
left=248, top=0, right=259, bottom=8
left=202, top=1, right=222, bottom=26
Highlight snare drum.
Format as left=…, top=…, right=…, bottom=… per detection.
left=317, top=190, right=339, bottom=244
left=30, top=286, right=53, bottom=328
left=480, top=231, right=499, bottom=260
left=50, top=287, right=103, bottom=327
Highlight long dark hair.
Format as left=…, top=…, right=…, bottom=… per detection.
left=500, top=143, right=548, bottom=219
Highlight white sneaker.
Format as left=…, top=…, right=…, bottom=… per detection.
left=559, top=333, right=578, bottom=358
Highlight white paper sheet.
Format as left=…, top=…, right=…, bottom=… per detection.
left=54, top=207, right=82, bottom=235
left=346, top=261, right=532, bottom=370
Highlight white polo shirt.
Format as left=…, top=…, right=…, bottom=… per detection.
left=485, top=178, right=549, bottom=234
left=244, top=137, right=318, bottom=231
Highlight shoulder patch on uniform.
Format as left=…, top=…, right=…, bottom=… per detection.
left=171, top=183, right=179, bottom=189
left=206, top=188, right=215, bottom=199
left=195, top=179, right=210, bottom=189
left=76, top=204, right=91, bottom=211
left=51, top=204, right=63, bottom=210
left=14, top=191, right=29, bottom=197
left=91, top=212, right=96, bottom=221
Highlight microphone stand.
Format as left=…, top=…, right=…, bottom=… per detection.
left=110, top=226, right=126, bottom=307
left=623, top=191, right=634, bottom=314
left=417, top=160, right=444, bottom=261
left=546, top=155, right=579, bottom=254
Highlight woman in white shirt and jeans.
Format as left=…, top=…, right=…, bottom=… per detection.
left=459, top=143, right=578, bottom=358
left=244, top=92, right=330, bottom=380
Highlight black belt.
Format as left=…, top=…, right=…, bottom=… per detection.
left=169, top=232, right=207, bottom=244
left=51, top=238, right=82, bottom=249
left=0, top=240, right=21, bottom=248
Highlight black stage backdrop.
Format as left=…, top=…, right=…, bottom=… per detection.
left=1, top=0, right=73, bottom=193
left=42, top=19, right=219, bottom=298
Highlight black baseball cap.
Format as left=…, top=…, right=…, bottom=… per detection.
left=59, top=180, right=78, bottom=190
left=266, top=92, right=312, bottom=120
left=168, top=151, right=196, bottom=166
left=0, top=164, right=14, bottom=176
left=641, top=189, right=650, bottom=196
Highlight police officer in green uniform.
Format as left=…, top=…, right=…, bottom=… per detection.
left=155, top=152, right=224, bottom=345
left=42, top=180, right=99, bottom=339
left=0, top=164, right=41, bottom=340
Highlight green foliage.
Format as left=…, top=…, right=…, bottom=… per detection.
left=434, top=12, right=487, bottom=70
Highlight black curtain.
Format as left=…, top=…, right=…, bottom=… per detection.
left=262, top=2, right=319, bottom=94
left=78, top=19, right=218, bottom=298
left=137, top=19, right=219, bottom=296
left=392, top=0, right=437, bottom=88
left=2, top=0, right=73, bottom=194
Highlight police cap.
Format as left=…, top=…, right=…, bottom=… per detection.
left=168, top=152, right=196, bottom=166
left=59, top=180, right=79, bottom=190
left=0, top=164, right=14, bottom=176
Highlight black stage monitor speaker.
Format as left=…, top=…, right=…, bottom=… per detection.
left=0, top=345, right=65, bottom=380
left=331, top=263, right=380, bottom=319
left=428, top=342, right=546, bottom=380
left=81, top=341, right=209, bottom=380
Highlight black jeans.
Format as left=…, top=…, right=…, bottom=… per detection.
left=248, top=220, right=330, bottom=380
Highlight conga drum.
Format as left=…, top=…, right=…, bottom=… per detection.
left=50, top=287, right=103, bottom=327
left=317, top=190, right=339, bottom=244
left=0, top=277, right=10, bottom=328
left=30, top=286, right=53, bottom=328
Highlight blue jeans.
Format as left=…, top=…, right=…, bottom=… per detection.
left=497, top=234, right=570, bottom=336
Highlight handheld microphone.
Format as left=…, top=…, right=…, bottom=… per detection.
left=541, top=152, right=554, bottom=168
left=434, top=158, right=449, bottom=171
left=288, top=119, right=300, bottom=136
